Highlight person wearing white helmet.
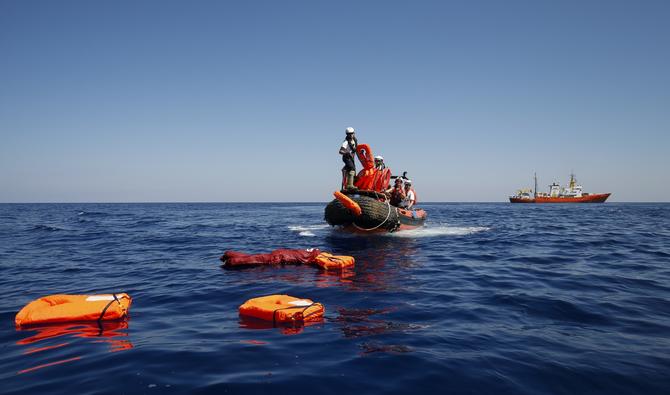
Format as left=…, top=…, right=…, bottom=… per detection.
left=339, top=127, right=358, bottom=190
left=399, top=179, right=416, bottom=209
left=374, top=155, right=386, bottom=171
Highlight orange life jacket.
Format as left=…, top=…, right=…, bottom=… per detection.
left=15, top=293, right=132, bottom=327
left=355, top=168, right=377, bottom=190
left=314, top=252, right=355, bottom=270
left=372, top=168, right=392, bottom=192
left=239, top=295, right=324, bottom=324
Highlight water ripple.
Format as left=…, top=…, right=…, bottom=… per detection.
left=0, top=203, right=669, bottom=394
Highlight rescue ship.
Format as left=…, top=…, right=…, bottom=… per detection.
left=509, top=173, right=611, bottom=203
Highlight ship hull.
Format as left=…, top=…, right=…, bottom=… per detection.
left=510, top=193, right=611, bottom=203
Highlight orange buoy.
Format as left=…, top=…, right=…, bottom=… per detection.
left=15, top=293, right=132, bottom=327
left=239, top=295, right=324, bottom=325
left=333, top=191, right=362, bottom=216
left=314, top=252, right=355, bottom=270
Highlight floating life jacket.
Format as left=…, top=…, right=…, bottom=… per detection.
left=239, top=295, right=324, bottom=325
left=221, top=248, right=354, bottom=270
left=221, top=248, right=322, bottom=267
left=15, top=293, right=132, bottom=327
left=313, top=252, right=355, bottom=270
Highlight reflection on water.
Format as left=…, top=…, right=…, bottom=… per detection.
left=15, top=320, right=133, bottom=374
left=333, top=308, right=423, bottom=355
left=359, top=342, right=413, bottom=355
left=239, top=315, right=324, bottom=336
left=314, top=266, right=355, bottom=288
left=323, top=235, right=420, bottom=291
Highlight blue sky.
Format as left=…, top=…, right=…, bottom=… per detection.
left=1, top=0, right=668, bottom=202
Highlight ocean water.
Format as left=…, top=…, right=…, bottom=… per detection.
left=0, top=202, right=669, bottom=394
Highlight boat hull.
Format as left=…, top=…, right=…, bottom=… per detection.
left=325, top=192, right=427, bottom=233
left=509, top=193, right=611, bottom=203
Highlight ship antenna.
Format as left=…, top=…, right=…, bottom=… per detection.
left=534, top=172, right=538, bottom=198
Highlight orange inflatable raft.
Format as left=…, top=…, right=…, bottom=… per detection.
left=15, top=293, right=132, bottom=327
left=239, top=295, right=324, bottom=325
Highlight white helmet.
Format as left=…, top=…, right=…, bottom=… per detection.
left=345, top=127, right=355, bottom=134
left=404, top=179, right=412, bottom=185
left=374, top=155, right=384, bottom=161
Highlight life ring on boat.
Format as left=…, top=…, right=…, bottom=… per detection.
left=314, top=252, right=355, bottom=270
left=15, top=293, right=132, bottom=327
left=239, top=295, right=324, bottom=325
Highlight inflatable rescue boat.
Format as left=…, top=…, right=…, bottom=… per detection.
left=325, top=190, right=427, bottom=233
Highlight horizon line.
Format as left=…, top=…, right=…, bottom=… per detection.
left=0, top=201, right=667, bottom=204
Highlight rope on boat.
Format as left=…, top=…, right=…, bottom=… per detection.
left=352, top=198, right=393, bottom=232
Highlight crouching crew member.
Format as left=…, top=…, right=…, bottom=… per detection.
left=388, top=178, right=406, bottom=207
left=399, top=179, right=416, bottom=209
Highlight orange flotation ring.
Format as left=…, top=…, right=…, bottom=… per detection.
left=15, top=293, right=132, bottom=327
left=239, top=295, right=324, bottom=325
left=314, top=252, right=355, bottom=270
left=333, top=191, right=362, bottom=216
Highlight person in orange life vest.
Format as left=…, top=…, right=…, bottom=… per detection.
left=387, top=178, right=406, bottom=207
left=399, top=179, right=416, bottom=209
left=339, top=127, right=358, bottom=190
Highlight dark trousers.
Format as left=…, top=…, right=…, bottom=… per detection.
left=342, top=155, right=356, bottom=172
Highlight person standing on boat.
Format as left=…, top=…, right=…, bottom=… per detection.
left=339, top=127, right=358, bottom=190
left=399, top=179, right=416, bottom=209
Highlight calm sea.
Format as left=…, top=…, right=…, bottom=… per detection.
left=1, top=203, right=669, bottom=394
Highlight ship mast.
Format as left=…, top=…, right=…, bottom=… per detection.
left=534, top=172, right=538, bottom=198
